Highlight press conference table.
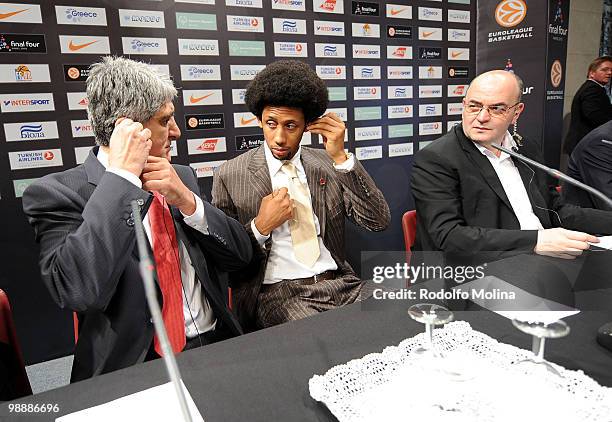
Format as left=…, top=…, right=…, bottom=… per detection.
left=2, top=285, right=611, bottom=421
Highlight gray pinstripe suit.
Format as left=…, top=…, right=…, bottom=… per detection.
left=212, top=145, right=390, bottom=329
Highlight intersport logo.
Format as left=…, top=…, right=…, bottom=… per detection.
left=71, top=119, right=94, bottom=137
left=495, top=0, right=527, bottom=28
left=272, top=0, right=305, bottom=11
left=314, top=20, right=344, bottom=36
left=0, top=93, right=54, bottom=112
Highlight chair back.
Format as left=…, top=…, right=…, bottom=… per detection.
left=402, top=210, right=418, bottom=252
left=0, top=288, right=32, bottom=400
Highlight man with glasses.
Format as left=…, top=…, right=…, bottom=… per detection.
left=410, top=70, right=612, bottom=263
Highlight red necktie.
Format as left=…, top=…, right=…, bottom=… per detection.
left=148, top=192, right=186, bottom=356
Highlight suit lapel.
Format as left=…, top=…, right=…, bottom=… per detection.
left=456, top=126, right=513, bottom=212
left=301, top=148, right=327, bottom=239
left=248, top=147, right=273, bottom=214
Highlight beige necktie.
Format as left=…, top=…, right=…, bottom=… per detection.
left=281, top=162, right=320, bottom=267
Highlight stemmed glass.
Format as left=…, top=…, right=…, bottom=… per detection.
left=407, top=303, right=475, bottom=382
left=511, top=318, right=570, bottom=377
left=407, top=303, right=454, bottom=357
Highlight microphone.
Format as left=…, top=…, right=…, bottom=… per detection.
left=491, top=143, right=612, bottom=209
left=131, top=201, right=194, bottom=422
left=491, top=144, right=612, bottom=354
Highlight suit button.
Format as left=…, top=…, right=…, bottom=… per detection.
left=149, top=318, right=153, bottom=324
left=127, top=218, right=135, bottom=226
left=136, top=199, right=144, bottom=206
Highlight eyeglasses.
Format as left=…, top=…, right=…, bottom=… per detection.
left=462, top=100, right=521, bottom=118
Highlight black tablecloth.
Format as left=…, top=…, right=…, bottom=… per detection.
left=2, top=294, right=611, bottom=421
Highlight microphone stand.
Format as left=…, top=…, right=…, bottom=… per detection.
left=131, top=201, right=194, bottom=422
left=492, top=143, right=612, bottom=209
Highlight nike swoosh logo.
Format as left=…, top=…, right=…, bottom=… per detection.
left=240, top=116, right=257, bottom=125
left=0, top=9, right=28, bottom=20
left=390, top=8, right=405, bottom=16
left=68, top=40, right=99, bottom=51
left=189, top=93, right=214, bottom=104
left=451, top=51, right=463, bottom=58
left=422, top=31, right=435, bottom=37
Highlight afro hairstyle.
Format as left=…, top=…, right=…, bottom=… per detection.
left=244, top=60, right=329, bottom=123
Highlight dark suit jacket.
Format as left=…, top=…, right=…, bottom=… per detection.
left=410, top=124, right=612, bottom=263
left=211, top=146, right=390, bottom=329
left=565, top=120, right=612, bottom=211
left=564, top=80, right=612, bottom=155
left=22, top=147, right=252, bottom=382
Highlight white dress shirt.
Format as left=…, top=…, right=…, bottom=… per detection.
left=473, top=132, right=544, bottom=230
left=97, top=149, right=215, bottom=338
left=251, top=143, right=355, bottom=284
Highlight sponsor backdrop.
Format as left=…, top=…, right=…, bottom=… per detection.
left=0, top=0, right=474, bottom=363
left=476, top=0, right=569, bottom=167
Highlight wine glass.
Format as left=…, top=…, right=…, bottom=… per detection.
left=407, top=303, right=454, bottom=357
left=511, top=318, right=570, bottom=378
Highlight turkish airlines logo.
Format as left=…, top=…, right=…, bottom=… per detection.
left=495, top=0, right=527, bottom=28
left=550, top=60, right=563, bottom=88
left=43, top=151, right=54, bottom=160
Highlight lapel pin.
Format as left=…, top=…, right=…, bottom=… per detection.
left=319, top=178, right=326, bottom=186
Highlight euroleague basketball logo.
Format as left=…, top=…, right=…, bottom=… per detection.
left=495, top=0, right=527, bottom=28
left=550, top=60, right=563, bottom=88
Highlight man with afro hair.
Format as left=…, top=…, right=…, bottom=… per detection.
left=213, top=60, right=390, bottom=330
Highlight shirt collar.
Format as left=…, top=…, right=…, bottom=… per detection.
left=588, top=78, right=607, bottom=88
left=263, top=142, right=302, bottom=176
left=96, top=146, right=110, bottom=169
left=473, top=131, right=516, bottom=160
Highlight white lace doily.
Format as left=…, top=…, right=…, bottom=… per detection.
left=309, top=321, right=612, bottom=422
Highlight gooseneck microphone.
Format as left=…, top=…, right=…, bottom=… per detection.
left=131, top=201, right=194, bottom=422
left=491, top=143, right=612, bottom=209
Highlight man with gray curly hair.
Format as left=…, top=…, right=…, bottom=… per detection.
left=22, top=56, right=252, bottom=382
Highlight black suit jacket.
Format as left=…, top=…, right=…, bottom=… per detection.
left=22, top=147, right=252, bottom=382
left=410, top=125, right=612, bottom=263
left=565, top=120, right=612, bottom=211
left=564, top=80, right=612, bottom=155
